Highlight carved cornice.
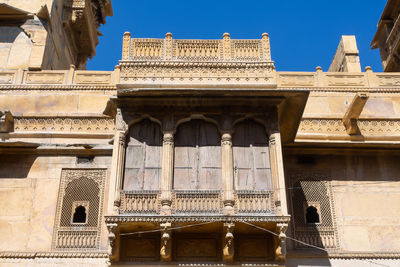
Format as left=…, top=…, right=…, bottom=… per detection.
left=104, top=215, right=291, bottom=223
left=0, top=84, right=116, bottom=92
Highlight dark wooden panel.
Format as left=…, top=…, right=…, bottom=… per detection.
left=120, top=234, right=160, bottom=262
left=173, top=233, right=221, bottom=261
left=235, top=234, right=274, bottom=261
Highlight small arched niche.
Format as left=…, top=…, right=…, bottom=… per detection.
left=123, top=119, right=163, bottom=191
left=232, top=119, right=272, bottom=191
left=174, top=119, right=222, bottom=190
left=306, top=205, right=321, bottom=224
left=72, top=205, right=87, bottom=223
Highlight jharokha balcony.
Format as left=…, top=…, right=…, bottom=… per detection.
left=104, top=33, right=307, bottom=266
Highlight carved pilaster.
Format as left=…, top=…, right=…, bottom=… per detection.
left=122, top=32, right=131, bottom=60
left=223, top=33, right=231, bottom=60
left=223, top=223, right=235, bottom=262
left=269, top=132, right=288, bottom=215
left=165, top=33, right=173, bottom=60
left=221, top=132, right=235, bottom=215
left=160, top=132, right=174, bottom=215
left=262, top=33, right=271, bottom=61
left=275, top=223, right=288, bottom=262
left=160, top=222, right=172, bottom=261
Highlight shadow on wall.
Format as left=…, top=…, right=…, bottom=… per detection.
left=0, top=154, right=37, bottom=178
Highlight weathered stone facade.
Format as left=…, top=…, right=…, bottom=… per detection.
left=0, top=1, right=400, bottom=267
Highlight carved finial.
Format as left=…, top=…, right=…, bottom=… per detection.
left=262, top=32, right=269, bottom=38
left=365, top=66, right=372, bottom=71
left=160, top=223, right=172, bottom=261
left=165, top=32, right=173, bottom=39
left=223, top=32, right=230, bottom=39
left=223, top=223, right=235, bottom=262
left=316, top=66, right=322, bottom=71
left=123, top=31, right=131, bottom=37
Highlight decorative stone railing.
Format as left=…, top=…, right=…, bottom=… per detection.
left=294, top=230, right=338, bottom=250
left=172, top=190, right=222, bottom=214
left=120, top=191, right=160, bottom=214
left=55, top=230, right=98, bottom=249
left=235, top=191, right=275, bottom=214
left=122, top=32, right=271, bottom=62
left=2, top=66, right=400, bottom=88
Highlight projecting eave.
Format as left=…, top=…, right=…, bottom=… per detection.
left=114, top=87, right=309, bottom=144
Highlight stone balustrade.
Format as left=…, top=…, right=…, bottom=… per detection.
left=55, top=230, right=98, bottom=249
left=124, top=32, right=271, bottom=62
left=1, top=67, right=400, bottom=88
left=119, top=190, right=277, bottom=215
left=235, top=191, right=275, bottom=214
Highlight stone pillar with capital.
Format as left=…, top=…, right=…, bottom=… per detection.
left=160, top=131, right=174, bottom=215
left=221, top=132, right=235, bottom=215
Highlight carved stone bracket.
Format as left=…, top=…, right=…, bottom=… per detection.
left=160, top=222, right=172, bottom=261
left=275, top=223, right=288, bottom=262
left=223, top=223, right=235, bottom=262
left=343, top=93, right=369, bottom=135
left=106, top=223, right=118, bottom=257
left=0, top=111, right=13, bottom=133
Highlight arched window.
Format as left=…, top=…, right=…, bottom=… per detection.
left=306, top=206, right=320, bottom=224
left=174, top=120, right=221, bottom=190
left=72, top=205, right=87, bottom=223
left=124, top=119, right=162, bottom=190
left=233, top=120, right=272, bottom=190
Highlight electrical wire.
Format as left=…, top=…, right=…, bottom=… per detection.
left=117, top=220, right=392, bottom=267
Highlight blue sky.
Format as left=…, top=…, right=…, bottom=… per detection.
left=88, top=0, right=386, bottom=72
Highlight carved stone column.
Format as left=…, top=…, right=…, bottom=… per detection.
left=160, top=132, right=174, bottom=215
left=221, top=132, right=235, bottom=215
left=269, top=131, right=288, bottom=216
left=275, top=223, right=288, bottom=262
left=223, top=223, right=235, bottom=262
left=160, top=222, right=172, bottom=261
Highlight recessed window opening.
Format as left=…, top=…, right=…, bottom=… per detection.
left=72, top=205, right=87, bottom=223
left=306, top=206, right=320, bottom=224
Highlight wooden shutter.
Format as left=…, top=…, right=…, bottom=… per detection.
left=123, top=119, right=162, bottom=190
left=174, top=120, right=221, bottom=190
left=233, top=120, right=272, bottom=190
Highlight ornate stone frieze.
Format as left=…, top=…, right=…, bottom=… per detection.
left=0, top=251, right=109, bottom=259
left=297, top=118, right=400, bottom=138
left=13, top=116, right=114, bottom=134
left=119, top=61, right=275, bottom=86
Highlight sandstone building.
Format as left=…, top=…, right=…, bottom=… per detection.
left=0, top=1, right=400, bottom=267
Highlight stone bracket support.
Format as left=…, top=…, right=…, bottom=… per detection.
left=343, top=93, right=369, bottom=135
left=160, top=222, right=172, bottom=261
left=0, top=111, right=13, bottom=133
left=275, top=223, right=288, bottom=262
left=106, top=223, right=118, bottom=261
left=223, top=223, right=235, bottom=262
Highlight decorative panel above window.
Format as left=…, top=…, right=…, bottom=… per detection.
left=174, top=120, right=222, bottom=190
left=124, top=119, right=163, bottom=191
left=233, top=120, right=272, bottom=191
